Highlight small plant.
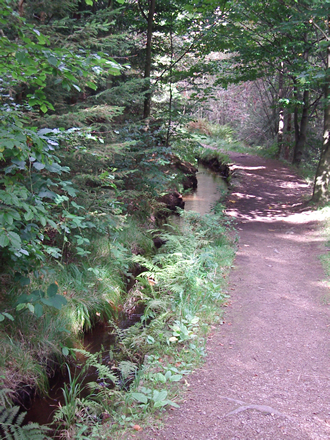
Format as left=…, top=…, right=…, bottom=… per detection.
left=0, top=405, right=51, bottom=440
left=169, top=316, right=199, bottom=343
left=16, top=279, right=67, bottom=318
left=53, top=365, right=86, bottom=429
left=130, top=387, right=179, bottom=409
left=148, top=370, right=182, bottom=384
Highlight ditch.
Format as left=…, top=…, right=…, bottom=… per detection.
left=23, top=164, right=228, bottom=432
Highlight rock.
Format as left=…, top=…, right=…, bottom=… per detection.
left=158, top=191, right=185, bottom=212
left=171, top=156, right=198, bottom=190
left=199, top=157, right=230, bottom=179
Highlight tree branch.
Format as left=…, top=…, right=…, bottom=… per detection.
left=138, top=0, right=148, bottom=22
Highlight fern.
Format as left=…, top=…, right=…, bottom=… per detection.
left=0, top=388, right=13, bottom=407
left=0, top=406, right=51, bottom=440
left=73, top=349, right=120, bottom=387
left=118, top=361, right=137, bottom=381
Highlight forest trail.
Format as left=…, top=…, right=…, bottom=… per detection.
left=133, top=153, right=330, bottom=440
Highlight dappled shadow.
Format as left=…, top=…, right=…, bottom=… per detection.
left=136, top=153, right=330, bottom=440
left=226, top=155, right=312, bottom=223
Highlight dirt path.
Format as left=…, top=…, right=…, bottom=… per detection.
left=134, top=153, right=330, bottom=440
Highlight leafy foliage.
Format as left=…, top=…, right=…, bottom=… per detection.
left=0, top=405, right=51, bottom=440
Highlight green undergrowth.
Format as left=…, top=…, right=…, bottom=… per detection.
left=0, top=216, right=154, bottom=401
left=318, top=205, right=330, bottom=294
left=50, top=205, right=236, bottom=439
left=188, top=119, right=275, bottom=158
left=198, top=145, right=230, bottom=166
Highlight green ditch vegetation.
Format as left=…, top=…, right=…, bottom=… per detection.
left=318, top=207, right=330, bottom=295
left=1, top=209, right=236, bottom=439
left=0, top=119, right=239, bottom=438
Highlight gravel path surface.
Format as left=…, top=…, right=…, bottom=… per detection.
left=131, top=153, right=330, bottom=440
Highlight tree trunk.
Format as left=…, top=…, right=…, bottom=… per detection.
left=313, top=37, right=330, bottom=202
left=292, top=89, right=309, bottom=165
left=166, top=26, right=174, bottom=148
left=143, top=0, right=156, bottom=119
left=18, top=0, right=25, bottom=16
left=284, top=112, right=292, bottom=161
left=276, top=62, right=284, bottom=159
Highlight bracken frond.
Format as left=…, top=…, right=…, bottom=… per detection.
left=0, top=406, right=52, bottom=440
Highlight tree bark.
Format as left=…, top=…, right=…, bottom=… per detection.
left=276, top=62, right=284, bottom=159
left=166, top=26, right=174, bottom=148
left=284, top=111, right=292, bottom=161
left=313, top=35, right=330, bottom=202
left=292, top=89, right=309, bottom=165
left=143, top=0, right=156, bottom=119
left=18, top=0, right=25, bottom=16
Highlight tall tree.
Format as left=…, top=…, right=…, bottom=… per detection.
left=312, top=8, right=330, bottom=201
left=206, top=0, right=317, bottom=163
left=141, top=0, right=156, bottom=118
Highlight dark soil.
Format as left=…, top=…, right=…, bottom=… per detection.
left=130, top=153, right=330, bottom=440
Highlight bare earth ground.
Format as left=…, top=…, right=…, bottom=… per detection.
left=131, top=153, right=330, bottom=440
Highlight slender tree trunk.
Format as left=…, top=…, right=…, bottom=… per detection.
left=284, top=112, right=292, bottom=161
left=276, top=62, right=284, bottom=159
left=166, top=26, right=174, bottom=148
left=313, top=27, right=330, bottom=201
left=143, top=0, right=156, bottom=119
left=18, top=0, right=25, bottom=16
left=292, top=89, right=309, bottom=165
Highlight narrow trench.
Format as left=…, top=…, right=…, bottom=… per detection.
left=23, top=164, right=228, bottom=430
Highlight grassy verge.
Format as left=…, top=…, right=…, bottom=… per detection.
left=317, top=206, right=330, bottom=297
left=187, top=119, right=264, bottom=157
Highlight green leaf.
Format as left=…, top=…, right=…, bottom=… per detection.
left=19, top=276, right=30, bottom=287
left=47, top=55, right=58, bottom=67
left=2, top=312, right=14, bottom=321
left=152, top=389, right=167, bottom=403
left=16, top=303, right=27, bottom=311
left=40, top=104, right=48, bottom=113
left=86, top=81, right=97, bottom=91
left=41, top=295, right=66, bottom=309
left=33, top=162, right=45, bottom=170
left=24, top=210, right=35, bottom=221
left=169, top=374, right=182, bottom=382
left=0, top=314, right=4, bottom=322
left=0, top=233, right=10, bottom=247
left=3, top=212, right=14, bottom=225
left=85, top=0, right=94, bottom=5
left=153, top=400, right=169, bottom=408
left=166, top=400, right=180, bottom=408
left=131, top=392, right=148, bottom=404
left=8, top=231, right=21, bottom=249
left=40, top=298, right=54, bottom=306
left=62, top=346, right=70, bottom=356
left=154, top=373, right=166, bottom=383
left=34, top=303, right=43, bottom=317
left=31, top=289, right=44, bottom=299
left=27, top=303, right=35, bottom=314
left=15, top=50, right=31, bottom=65
left=48, top=294, right=67, bottom=309
left=47, top=283, right=58, bottom=297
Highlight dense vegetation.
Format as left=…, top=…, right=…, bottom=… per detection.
left=2, top=0, right=330, bottom=437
